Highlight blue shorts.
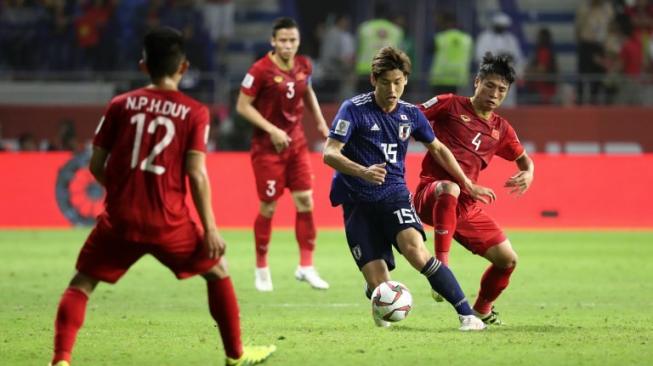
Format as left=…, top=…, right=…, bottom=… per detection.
left=342, top=199, right=426, bottom=271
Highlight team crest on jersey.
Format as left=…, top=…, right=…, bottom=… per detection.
left=491, top=129, right=500, bottom=140
left=398, top=123, right=411, bottom=141
left=351, top=245, right=362, bottom=260
left=460, top=114, right=471, bottom=122
left=273, top=75, right=283, bottom=83
left=334, top=119, right=351, bottom=136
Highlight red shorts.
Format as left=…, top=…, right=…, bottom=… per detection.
left=76, top=219, right=219, bottom=283
left=250, top=142, right=313, bottom=202
left=413, top=180, right=506, bottom=255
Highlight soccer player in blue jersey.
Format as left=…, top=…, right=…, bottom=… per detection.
left=323, top=46, right=496, bottom=330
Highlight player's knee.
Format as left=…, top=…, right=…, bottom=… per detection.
left=68, top=272, right=99, bottom=296
left=259, top=201, right=277, bottom=217
left=202, top=261, right=229, bottom=281
left=293, top=192, right=313, bottom=211
left=496, top=251, right=518, bottom=269
left=435, top=181, right=460, bottom=198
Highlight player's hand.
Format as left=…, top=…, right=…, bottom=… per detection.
left=464, top=180, right=496, bottom=204
left=504, top=170, right=533, bottom=195
left=361, top=163, right=387, bottom=185
left=270, top=127, right=292, bottom=153
left=204, top=227, right=226, bottom=259
left=317, top=123, right=330, bottom=139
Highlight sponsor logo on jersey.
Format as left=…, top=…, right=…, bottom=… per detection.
left=422, top=96, right=439, bottom=108
left=273, top=75, right=283, bottom=83
left=334, top=119, right=351, bottom=136
left=460, top=114, right=471, bottom=122
left=371, top=123, right=380, bottom=131
left=242, top=73, right=254, bottom=88
left=491, top=129, right=500, bottom=140
left=398, top=123, right=411, bottom=141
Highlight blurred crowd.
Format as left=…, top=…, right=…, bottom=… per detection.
left=2, top=0, right=653, bottom=152
left=0, top=0, right=233, bottom=73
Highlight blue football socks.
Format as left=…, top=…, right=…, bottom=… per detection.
left=421, top=257, right=473, bottom=315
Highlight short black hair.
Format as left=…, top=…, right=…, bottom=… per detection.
left=477, top=52, right=516, bottom=85
left=143, top=27, right=186, bottom=81
left=371, top=46, right=412, bottom=79
left=272, top=17, right=298, bottom=37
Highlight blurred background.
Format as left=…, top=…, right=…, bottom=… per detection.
left=1, top=0, right=652, bottom=153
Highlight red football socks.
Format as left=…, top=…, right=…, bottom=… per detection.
left=207, top=277, right=243, bottom=359
left=434, top=193, right=458, bottom=266
left=474, top=264, right=516, bottom=315
left=52, top=287, right=88, bottom=364
left=296, top=211, right=316, bottom=267
left=254, top=214, right=272, bottom=268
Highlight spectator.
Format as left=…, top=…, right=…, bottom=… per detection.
left=73, top=0, right=115, bottom=71
left=475, top=12, right=524, bottom=107
left=429, top=12, right=473, bottom=96
left=201, top=0, right=234, bottom=72
left=18, top=133, right=37, bottom=151
left=575, top=0, right=614, bottom=104
left=525, top=28, right=558, bottom=104
left=318, top=14, right=356, bottom=102
left=354, top=4, right=404, bottom=92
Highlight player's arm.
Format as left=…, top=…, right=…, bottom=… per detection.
left=424, top=138, right=496, bottom=204
left=235, top=91, right=291, bottom=153
left=186, top=150, right=225, bottom=259
left=505, top=151, right=534, bottom=195
left=89, top=146, right=109, bottom=186
left=323, top=138, right=386, bottom=185
left=303, top=84, right=329, bottom=138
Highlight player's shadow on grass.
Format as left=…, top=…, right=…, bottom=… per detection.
left=388, top=324, right=569, bottom=333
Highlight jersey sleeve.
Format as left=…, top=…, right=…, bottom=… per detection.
left=240, top=63, right=264, bottom=98
left=419, top=93, right=454, bottom=122
left=496, top=122, right=525, bottom=161
left=329, top=100, right=357, bottom=143
left=92, top=98, right=120, bottom=150
left=411, top=109, right=436, bottom=143
left=187, top=105, right=210, bottom=153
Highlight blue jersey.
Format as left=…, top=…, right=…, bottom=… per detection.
left=328, top=92, right=435, bottom=205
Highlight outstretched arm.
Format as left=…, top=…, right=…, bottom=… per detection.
left=424, top=138, right=496, bottom=204
left=303, top=84, right=329, bottom=139
left=505, top=152, right=534, bottom=195
left=323, top=138, right=387, bottom=185
left=235, top=91, right=291, bottom=153
left=186, top=150, right=226, bottom=259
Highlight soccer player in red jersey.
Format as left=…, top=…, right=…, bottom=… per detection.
left=49, top=27, right=275, bottom=366
left=236, top=17, right=330, bottom=292
left=413, top=53, right=534, bottom=325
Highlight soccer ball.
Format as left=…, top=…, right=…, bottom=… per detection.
left=371, top=281, right=413, bottom=322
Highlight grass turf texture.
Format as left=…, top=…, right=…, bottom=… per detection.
left=1, top=229, right=652, bottom=366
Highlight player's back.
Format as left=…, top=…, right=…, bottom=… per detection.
left=94, top=87, right=209, bottom=244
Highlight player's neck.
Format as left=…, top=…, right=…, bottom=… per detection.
left=373, top=93, right=397, bottom=113
left=469, top=97, right=493, bottom=120
left=270, top=51, right=294, bottom=71
left=148, top=77, right=179, bottom=91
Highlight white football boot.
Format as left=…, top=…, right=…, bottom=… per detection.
left=294, top=266, right=329, bottom=290
left=254, top=267, right=273, bottom=292
left=458, top=314, right=487, bottom=331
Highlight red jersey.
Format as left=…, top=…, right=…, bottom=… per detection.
left=418, top=94, right=524, bottom=196
left=240, top=52, right=312, bottom=152
left=93, top=87, right=209, bottom=244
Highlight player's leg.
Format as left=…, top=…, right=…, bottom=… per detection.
left=291, top=189, right=329, bottom=290
left=52, top=223, right=143, bottom=365
left=432, top=181, right=460, bottom=266
left=474, top=239, right=517, bottom=324
left=395, top=228, right=484, bottom=330
left=361, top=259, right=393, bottom=327
left=51, top=272, right=99, bottom=365
left=454, top=207, right=514, bottom=324
left=251, top=151, right=286, bottom=292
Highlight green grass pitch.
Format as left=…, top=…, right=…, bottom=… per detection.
left=1, top=229, right=652, bottom=365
